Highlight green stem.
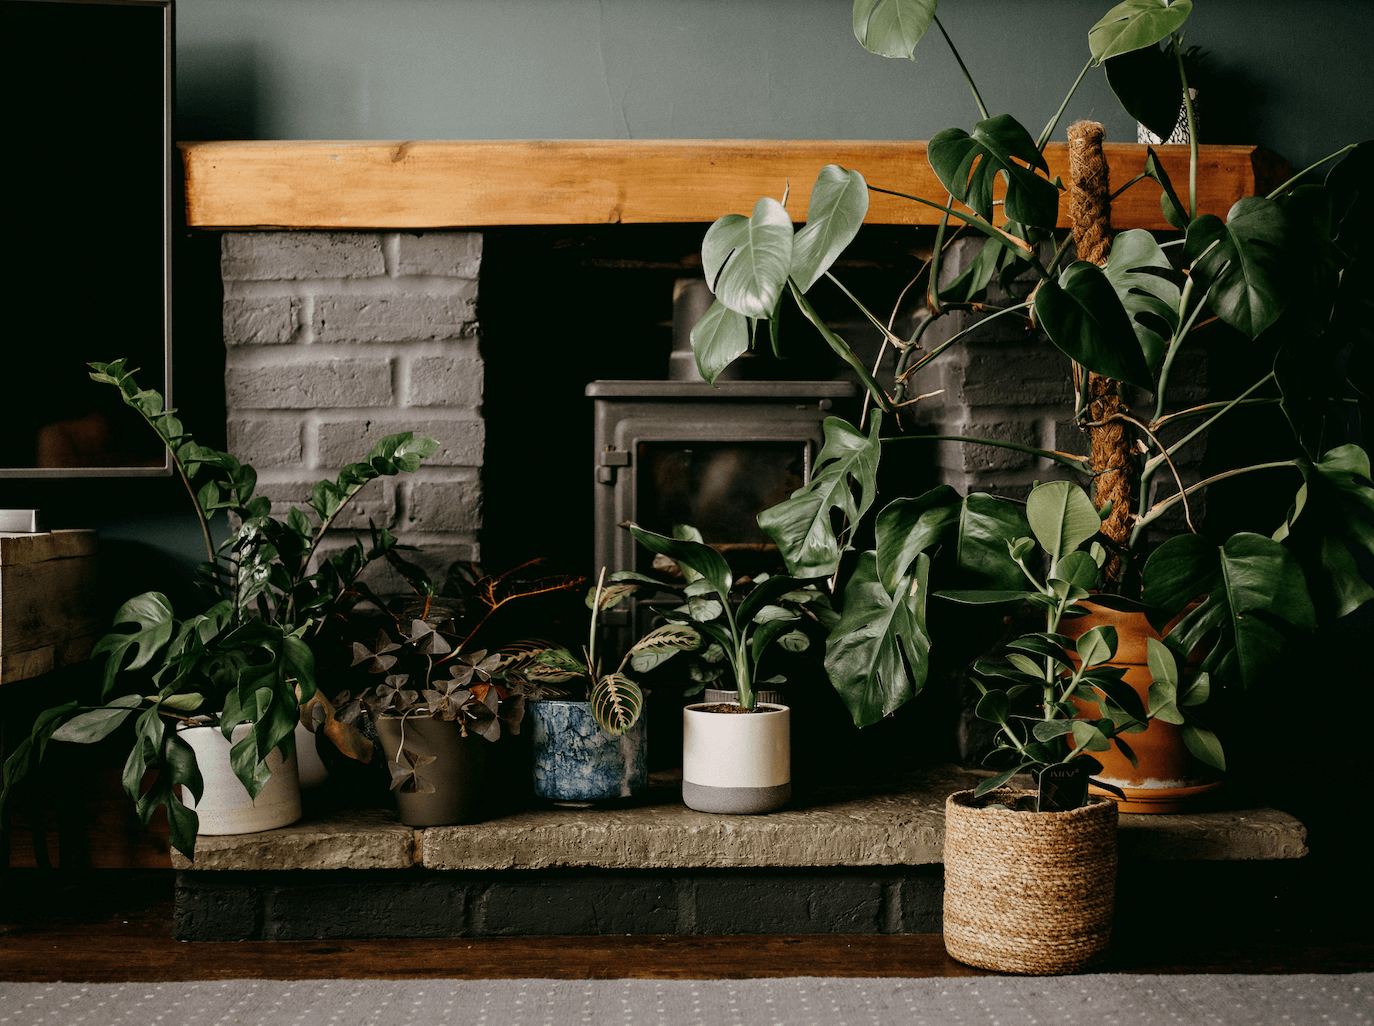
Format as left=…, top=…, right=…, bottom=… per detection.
left=1266, top=143, right=1358, bottom=200
left=1174, top=41, right=1198, bottom=219
left=1133, top=460, right=1298, bottom=537
left=1109, top=172, right=1150, bottom=202
left=788, top=280, right=894, bottom=412
left=1151, top=273, right=1205, bottom=423
left=1036, top=56, right=1094, bottom=151
left=885, top=432, right=1091, bottom=474
left=587, top=567, right=606, bottom=679
left=906, top=302, right=1033, bottom=376
left=1152, top=396, right=1281, bottom=429
left=1046, top=231, right=1076, bottom=277
left=868, top=185, right=1048, bottom=279
left=927, top=200, right=953, bottom=314
left=823, top=271, right=906, bottom=348
left=934, top=16, right=989, bottom=120
left=1144, top=372, right=1276, bottom=484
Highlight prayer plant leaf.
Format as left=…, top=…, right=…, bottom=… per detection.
left=590, top=673, right=645, bottom=737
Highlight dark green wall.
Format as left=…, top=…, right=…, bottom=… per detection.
left=177, top=0, right=1373, bottom=168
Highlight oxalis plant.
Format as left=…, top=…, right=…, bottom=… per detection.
left=0, top=360, right=438, bottom=855
left=690, top=0, right=1373, bottom=788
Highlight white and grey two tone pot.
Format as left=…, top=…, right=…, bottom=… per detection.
left=681, top=703, right=790, bottom=814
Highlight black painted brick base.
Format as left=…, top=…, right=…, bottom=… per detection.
left=173, top=867, right=945, bottom=941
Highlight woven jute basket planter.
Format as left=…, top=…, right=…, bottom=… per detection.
left=943, top=788, right=1118, bottom=975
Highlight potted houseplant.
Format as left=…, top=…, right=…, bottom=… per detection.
left=0, top=360, right=437, bottom=857
left=690, top=0, right=1372, bottom=814
left=341, top=556, right=585, bottom=824
left=498, top=569, right=701, bottom=804
left=613, top=524, right=824, bottom=814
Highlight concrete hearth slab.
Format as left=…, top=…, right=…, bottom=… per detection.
left=172, top=765, right=1307, bottom=871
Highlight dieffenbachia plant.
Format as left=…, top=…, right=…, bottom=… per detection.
left=691, top=0, right=1373, bottom=729
left=0, top=359, right=438, bottom=856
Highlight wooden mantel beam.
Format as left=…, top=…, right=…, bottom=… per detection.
left=179, top=140, right=1282, bottom=231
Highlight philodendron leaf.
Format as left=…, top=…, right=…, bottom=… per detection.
left=956, top=493, right=1035, bottom=591
left=1075, top=625, right=1119, bottom=668
left=689, top=298, right=751, bottom=385
left=928, top=114, right=1059, bottom=228
left=1185, top=197, right=1292, bottom=339
left=791, top=165, right=869, bottom=292
left=1142, top=532, right=1317, bottom=688
left=852, top=0, right=938, bottom=58
left=627, top=523, right=732, bottom=601
left=1088, top=0, right=1193, bottom=63
left=875, top=485, right=961, bottom=592
left=1034, top=260, right=1155, bottom=389
left=1180, top=722, right=1225, bottom=772
left=1104, top=44, right=1187, bottom=141
left=50, top=694, right=144, bottom=744
left=1071, top=719, right=1113, bottom=752
left=1026, top=481, right=1101, bottom=565
left=824, top=552, right=930, bottom=727
left=92, top=592, right=177, bottom=698
left=712, top=196, right=795, bottom=319
left=1101, top=228, right=1181, bottom=375
left=1051, top=550, right=1101, bottom=592
left=1143, top=148, right=1190, bottom=230
left=758, top=413, right=882, bottom=579
left=1146, top=636, right=1178, bottom=686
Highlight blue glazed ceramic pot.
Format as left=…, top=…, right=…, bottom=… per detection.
left=530, top=700, right=647, bottom=802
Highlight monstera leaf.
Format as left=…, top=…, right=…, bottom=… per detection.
left=824, top=552, right=931, bottom=727
left=1088, top=0, right=1193, bottom=63
left=758, top=413, right=883, bottom=579
left=1104, top=43, right=1187, bottom=141
left=1184, top=197, right=1292, bottom=339
left=1034, top=260, right=1155, bottom=389
left=706, top=196, right=794, bottom=319
left=928, top=115, right=1060, bottom=229
left=852, top=0, right=938, bottom=58
left=91, top=592, right=176, bottom=698
left=791, top=165, right=869, bottom=291
left=1101, top=229, right=1181, bottom=375
left=1142, top=532, right=1316, bottom=687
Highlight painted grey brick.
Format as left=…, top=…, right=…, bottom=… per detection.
left=222, top=231, right=385, bottom=281
left=226, top=358, right=393, bottom=409
left=314, top=286, right=478, bottom=343
left=961, top=345, right=1072, bottom=407
left=404, top=354, right=484, bottom=408
left=263, top=876, right=471, bottom=940
left=252, top=476, right=395, bottom=531
left=473, top=873, right=677, bottom=935
left=692, top=873, right=884, bottom=934
left=951, top=420, right=1040, bottom=472
left=897, top=870, right=945, bottom=933
left=173, top=874, right=262, bottom=941
left=405, top=478, right=481, bottom=533
left=316, top=417, right=484, bottom=468
left=227, top=418, right=304, bottom=467
left=346, top=540, right=481, bottom=593
left=395, top=232, right=482, bottom=278
left=223, top=296, right=301, bottom=345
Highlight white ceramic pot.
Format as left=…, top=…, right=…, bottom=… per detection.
left=294, top=720, right=330, bottom=791
left=178, top=724, right=302, bottom=835
left=682, top=703, right=790, bottom=814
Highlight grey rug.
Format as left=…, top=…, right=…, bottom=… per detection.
left=1, top=974, right=1369, bottom=1026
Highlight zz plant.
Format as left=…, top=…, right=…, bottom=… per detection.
left=690, top=0, right=1374, bottom=781
left=0, top=360, right=439, bottom=856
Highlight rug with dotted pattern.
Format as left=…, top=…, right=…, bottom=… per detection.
left=1, top=973, right=1368, bottom=1026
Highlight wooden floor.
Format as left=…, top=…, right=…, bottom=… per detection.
left=2, top=872, right=1370, bottom=982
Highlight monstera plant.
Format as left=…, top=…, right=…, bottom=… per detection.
left=0, top=360, right=439, bottom=855
left=690, top=0, right=1373, bottom=779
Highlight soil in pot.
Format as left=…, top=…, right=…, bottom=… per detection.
left=943, top=787, right=1117, bottom=975
left=1062, top=600, right=1221, bottom=812
left=681, top=702, right=790, bottom=814
left=373, top=713, right=487, bottom=827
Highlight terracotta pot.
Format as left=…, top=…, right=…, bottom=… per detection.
left=178, top=724, right=302, bottom=835
left=682, top=703, right=790, bottom=814
left=944, top=788, right=1117, bottom=974
left=1062, top=600, right=1220, bottom=813
left=530, top=699, right=648, bottom=803
left=374, top=714, right=487, bottom=826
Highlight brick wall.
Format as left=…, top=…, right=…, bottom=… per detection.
left=220, top=231, right=484, bottom=583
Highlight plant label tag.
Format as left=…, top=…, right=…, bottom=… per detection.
left=1038, top=763, right=1090, bottom=812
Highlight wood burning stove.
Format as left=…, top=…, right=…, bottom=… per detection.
left=586, top=379, right=859, bottom=655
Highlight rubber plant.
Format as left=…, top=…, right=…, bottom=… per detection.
left=0, top=359, right=439, bottom=856
left=689, top=0, right=1373, bottom=797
